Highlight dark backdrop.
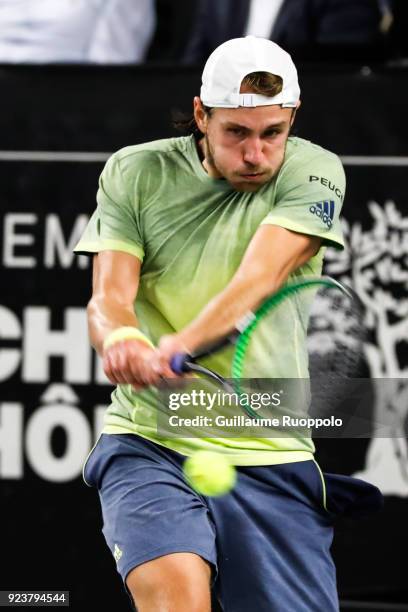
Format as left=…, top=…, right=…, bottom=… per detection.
left=0, top=63, right=407, bottom=611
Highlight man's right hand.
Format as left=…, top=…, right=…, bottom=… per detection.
left=89, top=252, right=180, bottom=390
left=103, top=338, right=162, bottom=390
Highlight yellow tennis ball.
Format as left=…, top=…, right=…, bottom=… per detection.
left=183, top=451, right=237, bottom=497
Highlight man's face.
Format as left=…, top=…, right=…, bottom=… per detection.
left=194, top=97, right=297, bottom=192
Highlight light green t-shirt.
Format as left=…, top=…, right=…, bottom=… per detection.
left=74, top=134, right=345, bottom=465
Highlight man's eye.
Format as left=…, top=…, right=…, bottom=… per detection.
left=227, top=127, right=244, bottom=136
left=264, top=130, right=279, bottom=138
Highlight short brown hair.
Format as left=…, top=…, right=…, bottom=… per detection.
left=173, top=71, right=283, bottom=135
left=239, top=71, right=283, bottom=97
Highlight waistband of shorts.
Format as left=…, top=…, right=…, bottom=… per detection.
left=101, top=427, right=314, bottom=467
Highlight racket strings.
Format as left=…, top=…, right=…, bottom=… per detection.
left=308, top=288, right=366, bottom=379
left=231, top=279, right=367, bottom=423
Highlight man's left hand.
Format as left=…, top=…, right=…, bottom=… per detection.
left=152, top=333, right=192, bottom=379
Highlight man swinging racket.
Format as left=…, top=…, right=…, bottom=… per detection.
left=75, top=36, right=382, bottom=612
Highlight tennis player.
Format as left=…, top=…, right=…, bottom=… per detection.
left=75, top=36, right=381, bottom=611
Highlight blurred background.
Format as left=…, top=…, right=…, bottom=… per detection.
left=0, top=1, right=408, bottom=611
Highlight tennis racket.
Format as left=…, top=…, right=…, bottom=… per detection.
left=170, top=276, right=367, bottom=426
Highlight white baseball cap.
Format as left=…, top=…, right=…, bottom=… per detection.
left=200, top=36, right=300, bottom=109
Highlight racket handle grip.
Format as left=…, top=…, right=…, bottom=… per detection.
left=170, top=353, right=192, bottom=374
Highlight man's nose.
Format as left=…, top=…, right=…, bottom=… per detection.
left=243, top=138, right=264, bottom=166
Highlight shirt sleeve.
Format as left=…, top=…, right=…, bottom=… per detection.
left=261, top=150, right=346, bottom=250
left=73, top=153, right=144, bottom=261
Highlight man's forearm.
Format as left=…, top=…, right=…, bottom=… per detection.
left=178, top=267, right=281, bottom=353
left=87, top=296, right=140, bottom=356
left=176, top=226, right=321, bottom=354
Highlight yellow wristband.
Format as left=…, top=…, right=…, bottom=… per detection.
left=103, top=326, right=155, bottom=351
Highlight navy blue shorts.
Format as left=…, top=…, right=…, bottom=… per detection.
left=84, top=433, right=383, bottom=612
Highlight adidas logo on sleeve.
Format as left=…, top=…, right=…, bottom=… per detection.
left=309, top=200, right=335, bottom=228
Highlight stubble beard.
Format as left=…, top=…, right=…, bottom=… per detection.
left=203, top=134, right=218, bottom=175
left=203, top=134, right=285, bottom=193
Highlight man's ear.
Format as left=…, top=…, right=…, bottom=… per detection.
left=193, top=96, right=209, bottom=134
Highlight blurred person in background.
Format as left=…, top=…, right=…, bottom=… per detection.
left=0, top=0, right=156, bottom=63
left=183, top=0, right=394, bottom=64
left=147, top=0, right=196, bottom=62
